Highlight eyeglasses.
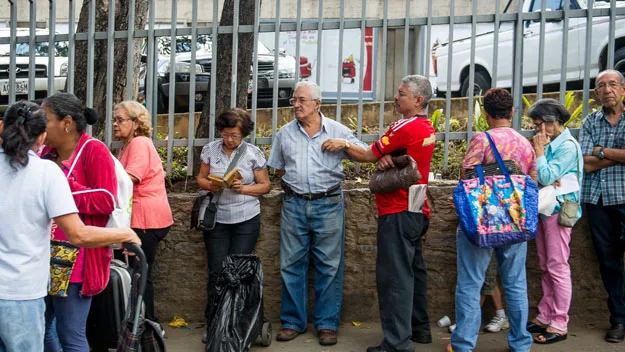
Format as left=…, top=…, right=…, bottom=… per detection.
left=596, top=82, right=621, bottom=91
left=533, top=120, right=555, bottom=131
left=289, top=97, right=316, bottom=106
left=220, top=132, right=243, bottom=139
left=112, top=117, right=133, bottom=125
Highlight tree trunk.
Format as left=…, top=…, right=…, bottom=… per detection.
left=196, top=0, right=258, bottom=138
left=193, top=0, right=258, bottom=173
left=73, top=0, right=148, bottom=138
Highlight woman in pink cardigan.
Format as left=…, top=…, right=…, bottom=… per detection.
left=41, top=93, right=118, bottom=352
left=113, top=101, right=173, bottom=324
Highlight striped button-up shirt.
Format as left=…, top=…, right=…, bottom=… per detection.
left=267, top=113, right=367, bottom=194
left=200, top=140, right=267, bottom=224
left=579, top=109, right=625, bottom=206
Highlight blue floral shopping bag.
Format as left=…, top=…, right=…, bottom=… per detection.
left=453, top=132, right=539, bottom=248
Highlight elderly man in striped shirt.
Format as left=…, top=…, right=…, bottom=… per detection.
left=268, top=81, right=367, bottom=346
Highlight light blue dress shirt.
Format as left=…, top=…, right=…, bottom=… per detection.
left=267, top=113, right=368, bottom=194
left=536, top=128, right=583, bottom=221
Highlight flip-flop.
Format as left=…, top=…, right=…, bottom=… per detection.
left=535, top=331, right=568, bottom=344
left=526, top=322, right=547, bottom=334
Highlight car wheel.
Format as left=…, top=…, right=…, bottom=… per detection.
left=614, top=47, right=625, bottom=78
left=460, top=71, right=491, bottom=97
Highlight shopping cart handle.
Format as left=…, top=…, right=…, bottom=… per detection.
left=122, top=243, right=149, bottom=297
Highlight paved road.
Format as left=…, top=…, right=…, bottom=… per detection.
left=163, top=321, right=624, bottom=352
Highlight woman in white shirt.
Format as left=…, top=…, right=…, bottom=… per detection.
left=0, top=101, right=140, bottom=352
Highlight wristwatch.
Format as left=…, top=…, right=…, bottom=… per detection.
left=597, top=147, right=605, bottom=160
left=345, top=140, right=351, bottom=149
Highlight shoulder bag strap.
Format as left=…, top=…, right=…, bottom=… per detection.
left=66, top=138, right=95, bottom=178
left=483, top=131, right=512, bottom=183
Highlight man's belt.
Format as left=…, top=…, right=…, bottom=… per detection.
left=281, top=181, right=342, bottom=201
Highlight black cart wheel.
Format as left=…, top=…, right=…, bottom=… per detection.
left=259, top=321, right=272, bottom=347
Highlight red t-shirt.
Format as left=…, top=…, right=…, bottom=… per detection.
left=371, top=116, right=436, bottom=218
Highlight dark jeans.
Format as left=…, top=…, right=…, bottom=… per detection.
left=377, top=211, right=430, bottom=352
left=131, top=226, right=170, bottom=322
left=586, top=201, right=625, bottom=325
left=44, top=283, right=92, bottom=352
left=203, top=214, right=261, bottom=320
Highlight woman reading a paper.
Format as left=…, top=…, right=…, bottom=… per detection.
left=527, top=99, right=583, bottom=345
left=196, top=108, right=270, bottom=341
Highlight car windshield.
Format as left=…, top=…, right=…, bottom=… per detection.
left=0, top=41, right=68, bottom=57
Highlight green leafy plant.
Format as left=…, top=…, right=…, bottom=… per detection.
left=563, top=91, right=597, bottom=128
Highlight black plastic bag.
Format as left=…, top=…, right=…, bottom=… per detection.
left=369, top=155, right=421, bottom=194
left=205, top=255, right=264, bottom=352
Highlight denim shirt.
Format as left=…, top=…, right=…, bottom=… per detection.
left=536, top=128, right=583, bottom=221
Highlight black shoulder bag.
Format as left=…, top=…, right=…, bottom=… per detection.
left=191, top=142, right=248, bottom=231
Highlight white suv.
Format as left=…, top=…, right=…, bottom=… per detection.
left=0, top=29, right=67, bottom=109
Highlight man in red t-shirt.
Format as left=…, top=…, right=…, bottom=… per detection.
left=322, top=75, right=436, bottom=352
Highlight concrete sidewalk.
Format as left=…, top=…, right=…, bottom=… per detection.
left=163, top=322, right=624, bottom=352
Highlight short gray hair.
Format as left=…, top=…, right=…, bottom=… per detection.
left=596, top=69, right=625, bottom=84
left=401, top=75, right=433, bottom=108
left=295, top=81, right=322, bottom=101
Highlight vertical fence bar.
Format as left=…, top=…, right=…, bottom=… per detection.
left=492, top=0, right=500, bottom=86
left=250, top=0, right=260, bottom=144
left=466, top=0, right=477, bottom=141
left=147, top=0, right=156, bottom=134
left=230, top=0, right=240, bottom=109
left=67, top=0, right=75, bottom=94
left=166, top=2, right=178, bottom=175
left=378, top=0, right=388, bottom=139
left=8, top=0, right=15, bottom=105
left=294, top=0, right=302, bottom=83
left=559, top=0, right=570, bottom=103
left=403, top=0, right=410, bottom=77
left=607, top=0, right=616, bottom=68
left=425, top=0, right=432, bottom=81
left=104, top=0, right=116, bottom=148
left=443, top=0, right=455, bottom=169
left=511, top=0, right=524, bottom=131
left=316, top=0, right=324, bottom=85
left=126, top=0, right=136, bottom=101
left=86, top=0, right=95, bottom=136
left=48, top=0, right=56, bottom=97
left=209, top=0, right=218, bottom=142
left=536, top=0, right=546, bottom=99
left=187, top=0, right=198, bottom=176
left=582, top=0, right=593, bottom=117
left=356, top=0, right=367, bottom=173
left=271, top=0, right=281, bottom=141
left=28, top=0, right=36, bottom=101
left=336, top=0, right=345, bottom=121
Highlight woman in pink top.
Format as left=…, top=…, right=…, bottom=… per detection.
left=113, top=101, right=173, bottom=323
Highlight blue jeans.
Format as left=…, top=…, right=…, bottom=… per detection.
left=44, top=283, right=92, bottom=352
left=279, top=193, right=345, bottom=332
left=451, top=227, right=532, bottom=352
left=0, top=297, right=45, bottom=352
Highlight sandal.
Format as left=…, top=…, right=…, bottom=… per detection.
left=535, top=331, right=567, bottom=344
left=526, top=322, right=547, bottom=334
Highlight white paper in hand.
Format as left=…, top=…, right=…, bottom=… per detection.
left=555, top=172, right=580, bottom=196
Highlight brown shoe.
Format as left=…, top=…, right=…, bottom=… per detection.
left=318, top=329, right=337, bottom=346
left=276, top=328, right=302, bottom=342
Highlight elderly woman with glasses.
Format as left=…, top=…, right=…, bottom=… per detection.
left=196, top=108, right=270, bottom=339
left=526, top=98, right=583, bottom=345
left=113, top=101, right=173, bottom=324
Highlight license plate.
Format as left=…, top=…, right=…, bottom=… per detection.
left=0, top=80, right=28, bottom=95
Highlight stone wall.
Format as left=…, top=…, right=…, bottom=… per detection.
left=153, top=183, right=609, bottom=324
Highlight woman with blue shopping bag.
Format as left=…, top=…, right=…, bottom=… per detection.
left=449, top=88, right=537, bottom=352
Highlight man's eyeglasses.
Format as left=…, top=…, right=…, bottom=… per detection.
left=220, top=132, right=243, bottom=139
left=289, top=97, right=315, bottom=106
left=596, top=82, right=622, bottom=91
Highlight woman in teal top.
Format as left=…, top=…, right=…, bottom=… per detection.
left=527, top=98, right=583, bottom=345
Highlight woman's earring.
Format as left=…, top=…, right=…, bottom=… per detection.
left=64, top=127, right=68, bottom=134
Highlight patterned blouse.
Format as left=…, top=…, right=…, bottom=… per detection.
left=200, top=140, right=267, bottom=224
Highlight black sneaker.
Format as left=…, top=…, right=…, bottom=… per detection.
left=606, top=324, right=625, bottom=343
left=410, top=333, right=432, bottom=344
